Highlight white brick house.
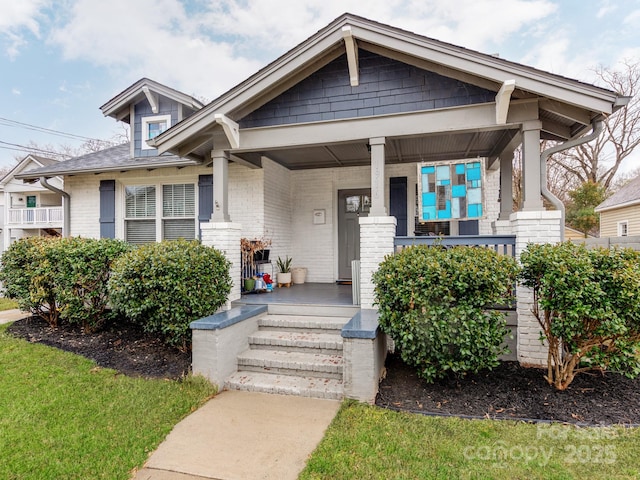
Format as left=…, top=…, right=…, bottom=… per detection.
left=18, top=13, right=627, bottom=374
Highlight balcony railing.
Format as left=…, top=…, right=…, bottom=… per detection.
left=7, top=207, right=64, bottom=226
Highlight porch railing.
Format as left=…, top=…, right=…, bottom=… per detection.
left=394, top=234, right=516, bottom=258
left=7, top=207, right=64, bottom=225
left=394, top=234, right=517, bottom=308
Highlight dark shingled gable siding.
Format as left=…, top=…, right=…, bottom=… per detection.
left=134, top=97, right=179, bottom=158
left=239, top=50, right=496, bottom=128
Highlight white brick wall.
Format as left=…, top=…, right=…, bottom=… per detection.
left=263, top=158, right=292, bottom=268
left=359, top=216, right=396, bottom=308
left=64, top=165, right=211, bottom=239
left=229, top=163, right=264, bottom=239
left=201, top=222, right=242, bottom=305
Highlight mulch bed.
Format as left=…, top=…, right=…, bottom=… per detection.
left=7, top=316, right=640, bottom=425
left=7, top=316, right=191, bottom=380
left=376, top=353, right=640, bottom=425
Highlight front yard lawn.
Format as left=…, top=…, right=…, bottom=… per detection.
left=0, top=323, right=216, bottom=479
left=301, top=401, right=640, bottom=479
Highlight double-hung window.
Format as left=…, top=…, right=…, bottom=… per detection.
left=125, top=183, right=195, bottom=244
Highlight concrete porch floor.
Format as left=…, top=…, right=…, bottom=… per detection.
left=235, top=282, right=355, bottom=307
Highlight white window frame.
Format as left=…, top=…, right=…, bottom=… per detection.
left=618, top=220, right=629, bottom=237
left=122, top=180, right=198, bottom=243
left=141, top=114, right=171, bottom=150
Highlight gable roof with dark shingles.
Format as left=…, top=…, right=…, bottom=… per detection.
left=15, top=143, right=201, bottom=180
left=596, top=175, right=640, bottom=212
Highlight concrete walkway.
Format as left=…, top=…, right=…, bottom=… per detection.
left=133, top=390, right=340, bottom=480
left=0, top=309, right=28, bottom=325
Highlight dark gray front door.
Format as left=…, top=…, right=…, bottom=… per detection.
left=338, top=189, right=370, bottom=280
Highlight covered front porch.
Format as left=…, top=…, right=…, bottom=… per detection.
left=157, top=14, right=623, bottom=397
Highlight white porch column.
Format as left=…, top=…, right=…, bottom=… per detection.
left=521, top=121, right=543, bottom=211
left=511, top=210, right=562, bottom=366
left=201, top=222, right=242, bottom=308
left=211, top=150, right=230, bottom=222
left=359, top=216, right=396, bottom=309
left=499, top=152, right=514, bottom=220
left=369, top=137, right=387, bottom=216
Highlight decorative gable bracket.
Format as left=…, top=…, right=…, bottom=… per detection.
left=495, top=79, right=516, bottom=124
left=342, top=26, right=359, bottom=87
left=214, top=114, right=240, bottom=149
left=142, top=86, right=159, bottom=114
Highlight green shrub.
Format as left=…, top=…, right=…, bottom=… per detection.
left=51, top=237, right=131, bottom=332
left=520, top=242, right=640, bottom=390
left=0, top=237, right=60, bottom=326
left=373, top=245, right=518, bottom=382
left=108, top=240, right=232, bottom=350
left=0, top=237, right=131, bottom=330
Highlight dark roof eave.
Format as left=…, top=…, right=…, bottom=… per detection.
left=15, top=158, right=203, bottom=180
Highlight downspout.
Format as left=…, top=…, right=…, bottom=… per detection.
left=40, top=177, right=70, bottom=238
left=539, top=120, right=604, bottom=241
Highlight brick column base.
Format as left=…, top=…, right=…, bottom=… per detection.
left=511, top=210, right=561, bottom=366
left=201, top=221, right=242, bottom=307
left=359, top=216, right=396, bottom=309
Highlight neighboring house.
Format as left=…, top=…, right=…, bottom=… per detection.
left=0, top=154, right=63, bottom=253
left=564, top=225, right=595, bottom=240
left=18, top=13, right=626, bottom=370
left=595, top=175, right=640, bottom=237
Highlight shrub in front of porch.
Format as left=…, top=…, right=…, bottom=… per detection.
left=520, top=242, right=640, bottom=390
left=108, top=239, right=231, bottom=350
left=0, top=237, right=130, bottom=330
left=373, top=245, right=518, bottom=383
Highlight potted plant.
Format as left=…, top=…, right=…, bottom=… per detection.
left=276, top=256, right=292, bottom=286
left=241, top=236, right=271, bottom=292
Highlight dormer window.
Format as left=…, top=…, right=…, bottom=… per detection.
left=141, top=114, right=171, bottom=150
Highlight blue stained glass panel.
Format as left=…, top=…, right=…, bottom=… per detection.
left=452, top=197, right=460, bottom=218
left=422, top=166, right=435, bottom=174
left=423, top=206, right=436, bottom=220
left=455, top=163, right=465, bottom=175
left=422, top=192, right=436, bottom=207
left=438, top=200, right=451, bottom=219
left=436, top=165, right=450, bottom=180
left=466, top=164, right=481, bottom=181
left=467, top=187, right=481, bottom=204
left=452, top=185, right=466, bottom=197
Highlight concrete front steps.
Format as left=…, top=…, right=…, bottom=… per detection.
left=225, top=309, right=353, bottom=400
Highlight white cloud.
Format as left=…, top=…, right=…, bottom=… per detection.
left=47, top=0, right=559, bottom=100
left=11, top=88, right=21, bottom=95
left=0, top=0, right=48, bottom=59
left=597, top=0, right=617, bottom=18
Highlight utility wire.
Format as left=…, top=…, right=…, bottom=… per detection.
left=0, top=116, right=106, bottom=143
left=0, top=140, right=71, bottom=158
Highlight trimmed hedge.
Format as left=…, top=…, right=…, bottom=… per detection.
left=108, top=239, right=231, bottom=350
left=373, top=245, right=518, bottom=382
left=0, top=237, right=130, bottom=330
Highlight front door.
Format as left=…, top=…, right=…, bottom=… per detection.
left=338, top=189, right=370, bottom=280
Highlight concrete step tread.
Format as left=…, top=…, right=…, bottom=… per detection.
left=249, top=330, right=343, bottom=350
left=237, top=349, right=343, bottom=370
left=225, top=371, right=343, bottom=400
left=259, top=314, right=349, bottom=330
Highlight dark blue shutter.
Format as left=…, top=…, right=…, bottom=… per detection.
left=390, top=177, right=408, bottom=236
left=99, top=180, right=116, bottom=239
left=198, top=174, right=213, bottom=223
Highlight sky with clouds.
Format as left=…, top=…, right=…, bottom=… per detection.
left=0, top=0, right=639, bottom=170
